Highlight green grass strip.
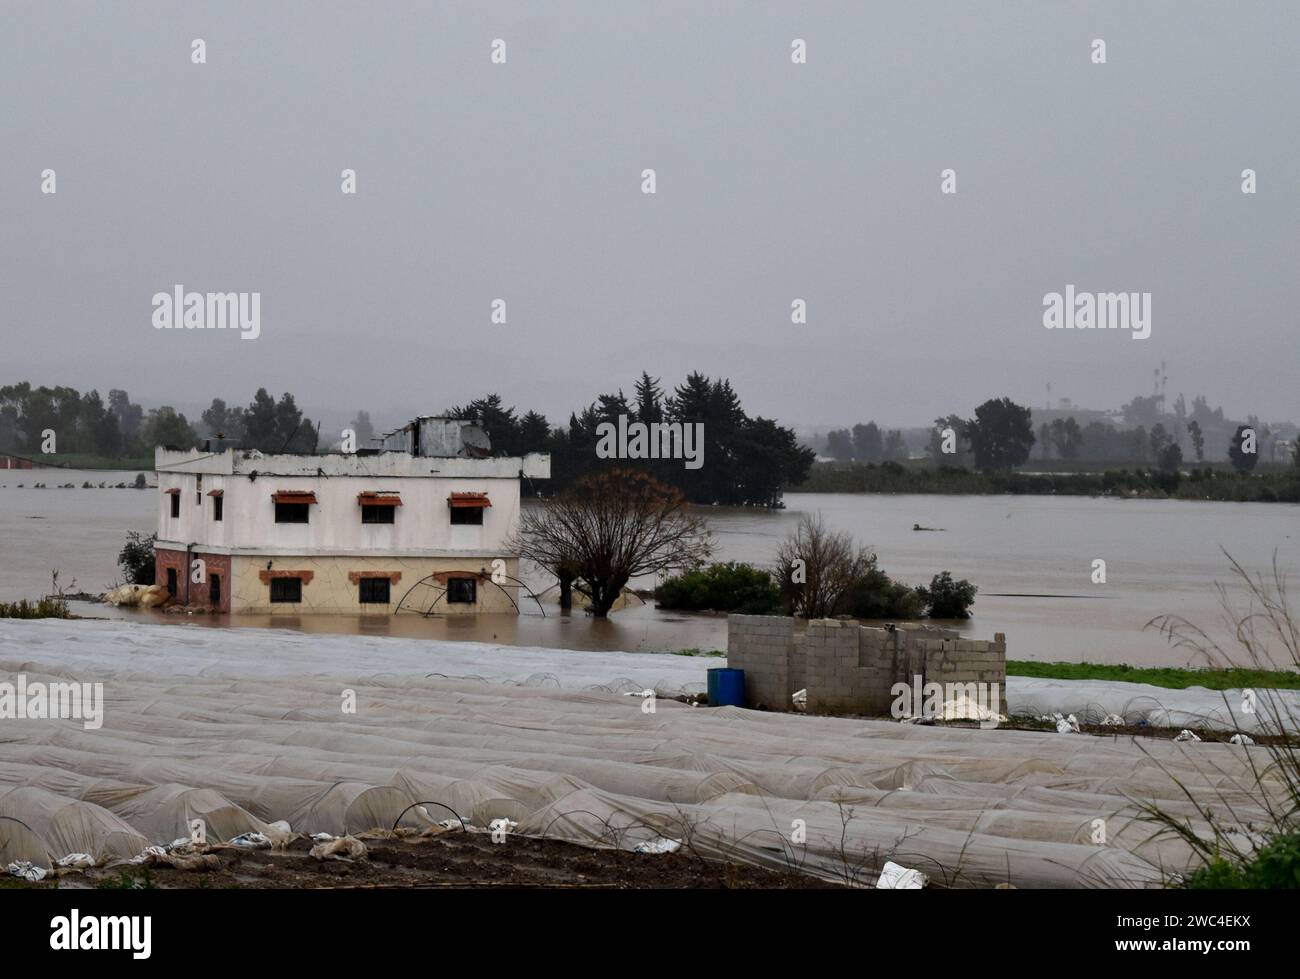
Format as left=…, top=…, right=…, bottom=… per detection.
left=1007, top=660, right=1300, bottom=691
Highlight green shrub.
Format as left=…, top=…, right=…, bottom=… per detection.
left=656, top=562, right=782, bottom=614
left=95, top=868, right=158, bottom=890
left=838, top=561, right=925, bottom=619
left=1185, top=832, right=1300, bottom=889
left=118, top=531, right=157, bottom=585
left=0, top=597, right=70, bottom=619
left=917, top=571, right=977, bottom=619
left=1151, top=468, right=1180, bottom=495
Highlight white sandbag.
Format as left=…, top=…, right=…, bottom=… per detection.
left=876, top=861, right=926, bottom=889
left=309, top=836, right=367, bottom=862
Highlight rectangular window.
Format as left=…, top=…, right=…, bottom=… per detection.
left=275, top=502, right=310, bottom=524
left=166, top=567, right=178, bottom=597
left=449, top=506, right=484, bottom=526
left=361, top=504, right=395, bottom=524
left=209, top=573, right=221, bottom=606
left=213, top=495, right=224, bottom=521
left=170, top=493, right=181, bottom=518
left=359, top=578, right=391, bottom=604
left=195, top=474, right=203, bottom=505
left=447, top=577, right=477, bottom=604
left=270, top=577, right=303, bottom=603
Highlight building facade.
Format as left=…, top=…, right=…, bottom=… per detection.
left=153, top=418, right=549, bottom=614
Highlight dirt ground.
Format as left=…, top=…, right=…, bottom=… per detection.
left=18, top=831, right=841, bottom=890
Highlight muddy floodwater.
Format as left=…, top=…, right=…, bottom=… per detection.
left=1, top=470, right=1296, bottom=665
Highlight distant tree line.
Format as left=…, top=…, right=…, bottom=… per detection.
left=1, top=383, right=162, bottom=458
left=0, top=382, right=322, bottom=457
left=2, top=372, right=811, bottom=508
left=825, top=393, right=1295, bottom=475
left=196, top=390, right=320, bottom=453
left=823, top=422, right=908, bottom=464
left=449, top=371, right=814, bottom=507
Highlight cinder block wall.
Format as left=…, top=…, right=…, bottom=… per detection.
left=918, top=636, right=1007, bottom=690
left=726, top=614, right=795, bottom=709
left=726, top=614, right=1006, bottom=716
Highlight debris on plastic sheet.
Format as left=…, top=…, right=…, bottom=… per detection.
left=1101, top=713, right=1125, bottom=727
left=55, top=853, right=95, bottom=869
left=1054, top=713, right=1081, bottom=734
left=633, top=837, right=682, bottom=855
left=268, top=820, right=292, bottom=834
left=129, top=846, right=168, bottom=864
left=7, top=861, right=47, bottom=882
left=792, top=689, right=807, bottom=712
left=309, top=835, right=368, bottom=863
left=437, top=818, right=465, bottom=832
left=311, top=832, right=335, bottom=842
left=1229, top=733, right=1255, bottom=746
left=1174, top=729, right=1202, bottom=743
left=226, top=831, right=272, bottom=849
left=876, top=860, right=927, bottom=889
left=939, top=697, right=1006, bottom=726
left=141, top=848, right=221, bottom=871
left=484, top=818, right=518, bottom=836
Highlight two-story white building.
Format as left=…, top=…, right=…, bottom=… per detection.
left=153, top=417, right=549, bottom=614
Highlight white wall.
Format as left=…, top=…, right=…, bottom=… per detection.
left=156, top=473, right=519, bottom=556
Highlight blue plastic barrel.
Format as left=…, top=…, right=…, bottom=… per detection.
left=707, top=668, right=745, bottom=707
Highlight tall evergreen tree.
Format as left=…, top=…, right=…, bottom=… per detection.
left=633, top=372, right=664, bottom=424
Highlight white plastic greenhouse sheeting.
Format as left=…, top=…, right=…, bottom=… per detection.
left=0, top=619, right=1287, bottom=887
left=6, top=618, right=1291, bottom=729
left=1, top=618, right=709, bottom=692
left=1006, top=677, right=1299, bottom=734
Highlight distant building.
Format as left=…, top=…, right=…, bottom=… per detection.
left=1029, top=404, right=1120, bottom=429
left=153, top=417, right=549, bottom=614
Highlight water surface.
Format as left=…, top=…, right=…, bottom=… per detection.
left=2, top=473, right=1295, bottom=666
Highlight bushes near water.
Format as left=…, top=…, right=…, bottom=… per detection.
left=655, top=562, right=783, bottom=615
left=118, top=531, right=157, bottom=585
left=0, top=597, right=70, bottom=619
left=838, top=560, right=927, bottom=619
left=656, top=559, right=975, bottom=621
left=917, top=571, right=978, bottom=619
left=1, top=570, right=73, bottom=619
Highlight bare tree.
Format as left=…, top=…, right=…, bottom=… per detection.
left=775, top=513, right=872, bottom=618
left=512, top=469, right=712, bottom=617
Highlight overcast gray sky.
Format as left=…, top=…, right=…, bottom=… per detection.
left=3, top=1, right=1296, bottom=431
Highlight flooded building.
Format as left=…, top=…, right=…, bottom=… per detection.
left=153, top=417, right=549, bottom=614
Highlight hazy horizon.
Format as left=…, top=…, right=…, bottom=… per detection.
left=3, top=1, right=1296, bottom=431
